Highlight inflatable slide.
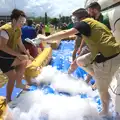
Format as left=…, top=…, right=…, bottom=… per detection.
left=24, top=47, right=52, bottom=83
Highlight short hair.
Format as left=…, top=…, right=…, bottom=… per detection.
left=27, top=19, right=33, bottom=26
left=87, top=2, right=101, bottom=11
left=72, top=8, right=89, bottom=19
left=10, top=9, right=26, bottom=20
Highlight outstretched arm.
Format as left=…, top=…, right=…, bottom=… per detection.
left=38, top=28, right=78, bottom=42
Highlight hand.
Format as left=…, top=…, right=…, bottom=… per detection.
left=17, top=55, right=29, bottom=61
left=77, top=48, right=81, bottom=55
left=37, top=34, right=47, bottom=41
left=23, top=50, right=34, bottom=61
left=28, top=55, right=34, bottom=61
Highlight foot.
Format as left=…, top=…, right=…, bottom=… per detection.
left=99, top=110, right=111, bottom=117
left=6, top=98, right=12, bottom=103
left=16, top=84, right=30, bottom=90
left=68, top=61, right=78, bottom=74
left=91, top=84, right=97, bottom=90
left=68, top=67, right=75, bottom=74
left=85, top=79, right=90, bottom=84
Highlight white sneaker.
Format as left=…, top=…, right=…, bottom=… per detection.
left=25, top=38, right=42, bottom=47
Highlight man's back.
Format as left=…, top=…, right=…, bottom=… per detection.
left=21, top=25, right=37, bottom=41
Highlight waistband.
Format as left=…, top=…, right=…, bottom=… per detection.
left=93, top=53, right=119, bottom=63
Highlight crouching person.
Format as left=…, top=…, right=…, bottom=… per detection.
left=0, top=9, right=33, bottom=103
left=37, top=8, right=120, bottom=116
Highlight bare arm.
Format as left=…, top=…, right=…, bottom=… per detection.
left=77, top=38, right=85, bottom=54
left=18, top=37, right=34, bottom=60
left=0, top=36, right=21, bottom=57
left=79, top=38, right=84, bottom=50
left=17, top=37, right=34, bottom=59
left=38, top=28, right=78, bottom=42
left=17, top=37, right=28, bottom=54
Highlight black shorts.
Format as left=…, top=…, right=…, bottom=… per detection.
left=0, top=50, right=16, bottom=73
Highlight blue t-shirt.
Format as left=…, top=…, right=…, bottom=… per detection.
left=21, top=25, right=37, bottom=42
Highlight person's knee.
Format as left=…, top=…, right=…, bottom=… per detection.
left=76, top=57, right=83, bottom=67
left=22, top=60, right=28, bottom=66
left=12, top=55, right=29, bottom=67
left=16, top=61, right=27, bottom=72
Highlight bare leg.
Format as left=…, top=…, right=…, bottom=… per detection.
left=99, top=90, right=110, bottom=116
left=92, top=62, right=113, bottom=116
left=11, top=56, right=31, bottom=89
left=68, top=60, right=78, bottom=74
left=85, top=74, right=92, bottom=83
left=5, top=70, right=16, bottom=103
left=72, top=49, right=77, bottom=61
left=15, top=60, right=30, bottom=89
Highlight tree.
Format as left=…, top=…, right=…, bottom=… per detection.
left=50, top=18, right=59, bottom=25
left=44, top=12, right=48, bottom=24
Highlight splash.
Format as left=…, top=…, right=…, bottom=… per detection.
left=8, top=66, right=103, bottom=120
left=33, top=66, right=94, bottom=96
left=10, top=92, right=101, bottom=120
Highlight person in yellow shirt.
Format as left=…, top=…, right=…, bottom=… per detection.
left=0, top=9, right=33, bottom=103
left=37, top=8, right=120, bottom=116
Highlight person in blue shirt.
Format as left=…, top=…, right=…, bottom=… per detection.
left=21, top=19, right=38, bottom=58
left=22, top=19, right=36, bottom=41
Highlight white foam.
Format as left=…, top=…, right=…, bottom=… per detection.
left=10, top=91, right=102, bottom=120
left=9, top=66, right=103, bottom=120
left=33, top=66, right=93, bottom=96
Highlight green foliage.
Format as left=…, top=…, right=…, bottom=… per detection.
left=60, top=16, right=71, bottom=24
left=28, top=15, right=71, bottom=24
left=50, top=18, right=59, bottom=25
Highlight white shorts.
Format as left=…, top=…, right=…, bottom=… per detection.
left=76, top=52, right=120, bottom=92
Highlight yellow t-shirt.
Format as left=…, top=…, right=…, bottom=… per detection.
left=0, top=23, right=21, bottom=50
left=82, top=18, right=120, bottom=61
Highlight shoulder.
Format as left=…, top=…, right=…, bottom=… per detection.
left=0, top=30, right=9, bottom=40
left=74, top=21, right=90, bottom=30
left=0, top=23, right=12, bottom=31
